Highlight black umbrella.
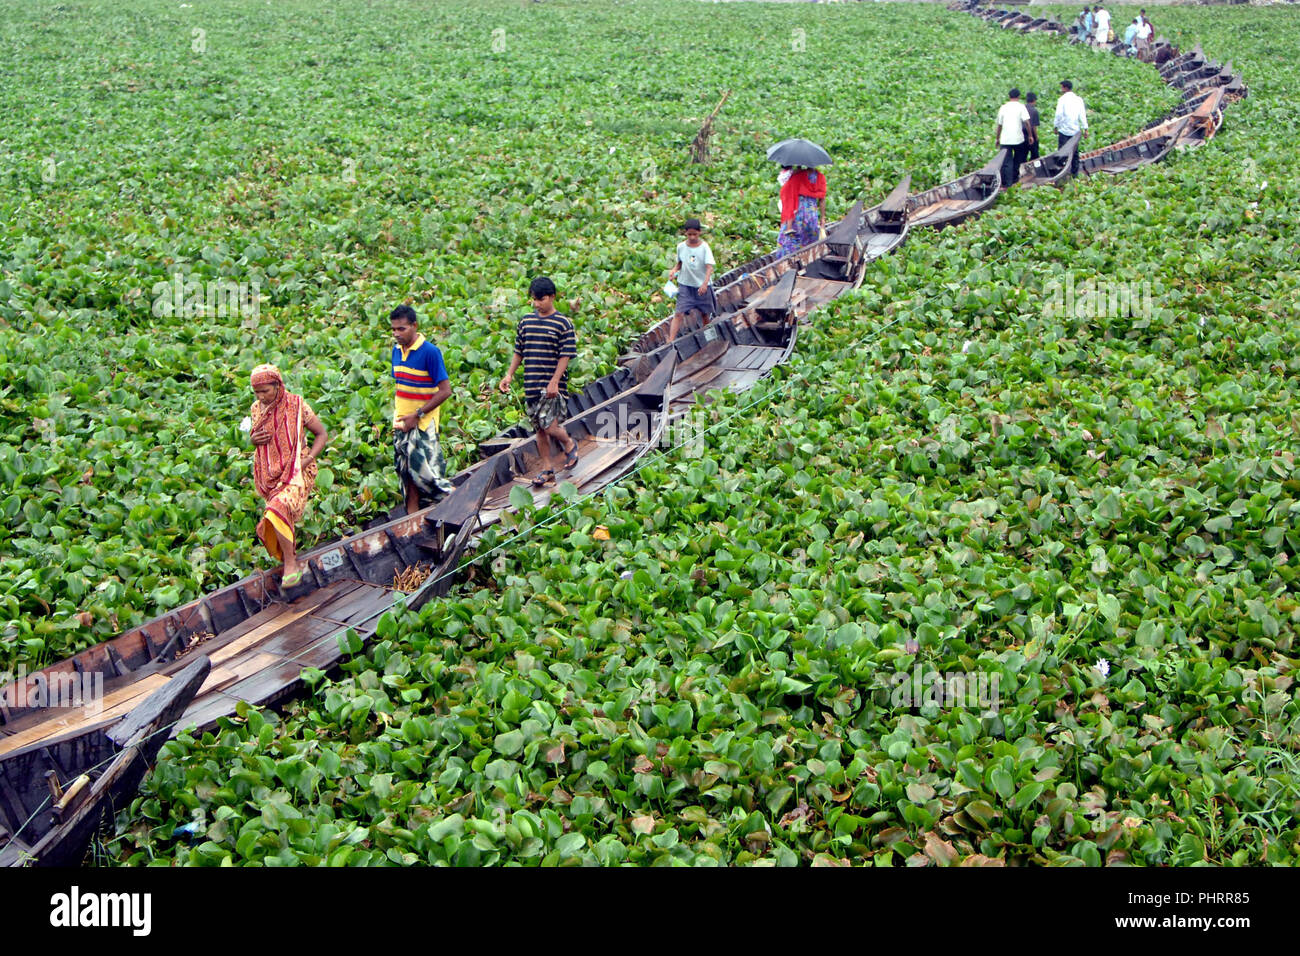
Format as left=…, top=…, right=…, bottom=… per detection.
left=766, top=138, right=833, bottom=167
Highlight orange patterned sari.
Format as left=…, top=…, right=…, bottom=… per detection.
left=249, top=370, right=318, bottom=561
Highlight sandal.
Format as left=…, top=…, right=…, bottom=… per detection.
left=564, top=444, right=580, bottom=469
left=531, top=469, right=555, bottom=487
left=280, top=569, right=305, bottom=588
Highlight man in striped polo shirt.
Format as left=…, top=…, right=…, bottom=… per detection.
left=390, top=305, right=455, bottom=514
left=497, top=276, right=579, bottom=485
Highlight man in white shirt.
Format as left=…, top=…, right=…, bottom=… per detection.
left=1135, top=11, right=1154, bottom=54
left=994, top=88, right=1032, bottom=188
left=1095, top=6, right=1111, bottom=45
left=1054, top=80, right=1088, bottom=175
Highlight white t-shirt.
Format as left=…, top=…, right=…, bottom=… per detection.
left=1095, top=9, right=1111, bottom=39
left=675, top=240, right=715, bottom=288
left=996, top=101, right=1031, bottom=145
left=1054, top=91, right=1088, bottom=136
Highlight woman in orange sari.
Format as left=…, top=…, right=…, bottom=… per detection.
left=247, top=364, right=329, bottom=587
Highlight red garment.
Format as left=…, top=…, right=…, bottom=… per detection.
left=779, top=168, right=827, bottom=224
left=251, top=389, right=305, bottom=502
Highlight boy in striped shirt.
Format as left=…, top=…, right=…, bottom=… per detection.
left=497, top=276, right=579, bottom=485
left=390, top=305, right=455, bottom=514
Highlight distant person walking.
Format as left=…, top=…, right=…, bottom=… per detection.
left=1124, top=18, right=1140, bottom=54
left=995, top=88, right=1032, bottom=187
left=1095, top=5, right=1111, bottom=45
left=1025, top=92, right=1042, bottom=160
left=497, top=276, right=580, bottom=486
left=667, top=217, right=716, bottom=342
left=1054, top=80, right=1088, bottom=175
left=1136, top=11, right=1154, bottom=54
left=1072, top=8, right=1088, bottom=41
left=246, top=364, right=329, bottom=587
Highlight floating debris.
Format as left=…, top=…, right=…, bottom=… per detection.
left=176, top=630, right=214, bottom=659
left=393, top=564, right=433, bottom=593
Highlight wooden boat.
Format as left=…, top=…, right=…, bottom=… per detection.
left=1173, top=86, right=1226, bottom=148
left=0, top=654, right=210, bottom=867
left=905, top=151, right=1004, bottom=229
left=1148, top=40, right=1180, bottom=68
left=1159, top=43, right=1204, bottom=79
left=0, top=473, right=492, bottom=754
left=1171, top=85, right=1223, bottom=118
left=1179, top=63, right=1238, bottom=97
left=1019, top=134, right=1080, bottom=187
left=1080, top=118, right=1186, bottom=174
left=848, top=174, right=910, bottom=271
left=464, top=350, right=678, bottom=524
left=1169, top=59, right=1223, bottom=90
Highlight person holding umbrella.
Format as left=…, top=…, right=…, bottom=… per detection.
left=767, top=138, right=830, bottom=256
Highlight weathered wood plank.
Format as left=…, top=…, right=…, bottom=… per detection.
left=0, top=675, right=172, bottom=757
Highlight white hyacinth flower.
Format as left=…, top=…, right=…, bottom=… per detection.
left=961, top=340, right=973, bottom=354
left=239, top=416, right=253, bottom=434
left=1095, top=658, right=1111, bottom=679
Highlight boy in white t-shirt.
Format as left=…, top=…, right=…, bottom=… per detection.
left=667, top=217, right=716, bottom=342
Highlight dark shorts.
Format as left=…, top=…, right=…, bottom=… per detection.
left=675, top=283, right=717, bottom=317
left=526, top=394, right=568, bottom=431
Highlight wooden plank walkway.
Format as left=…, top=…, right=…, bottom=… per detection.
left=0, top=580, right=399, bottom=752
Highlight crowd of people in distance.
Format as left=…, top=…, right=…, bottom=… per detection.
left=1071, top=5, right=1154, bottom=56
left=995, top=80, right=1089, bottom=185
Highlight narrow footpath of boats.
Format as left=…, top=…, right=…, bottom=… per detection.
left=0, top=4, right=1247, bottom=866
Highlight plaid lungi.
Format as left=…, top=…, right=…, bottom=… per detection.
left=394, top=424, right=454, bottom=500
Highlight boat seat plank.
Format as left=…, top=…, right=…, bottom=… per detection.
left=718, top=345, right=763, bottom=370
left=567, top=441, right=639, bottom=489
left=672, top=337, right=729, bottom=382
left=205, top=604, right=321, bottom=667
left=216, top=662, right=307, bottom=708
left=675, top=365, right=727, bottom=396
left=198, top=653, right=280, bottom=696
left=584, top=453, right=647, bottom=491
left=0, top=674, right=172, bottom=758
left=159, top=579, right=363, bottom=675
left=236, top=615, right=341, bottom=661
left=309, top=583, right=394, bottom=627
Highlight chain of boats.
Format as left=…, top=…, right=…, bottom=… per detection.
left=0, top=5, right=1247, bottom=866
